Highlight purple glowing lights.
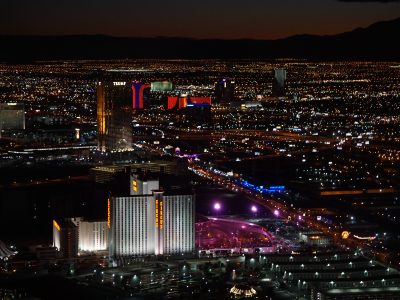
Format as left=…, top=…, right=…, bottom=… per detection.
left=251, top=205, right=258, bottom=213
left=213, top=202, right=221, bottom=211
left=273, top=209, right=280, bottom=217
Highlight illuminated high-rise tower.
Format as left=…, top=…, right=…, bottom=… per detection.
left=108, top=175, right=195, bottom=264
left=132, top=81, right=150, bottom=110
left=97, top=81, right=133, bottom=152
left=272, top=69, right=287, bottom=97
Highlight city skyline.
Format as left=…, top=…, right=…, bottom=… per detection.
left=1, top=0, right=400, bottom=39
left=1, top=1, right=400, bottom=298
left=1, top=58, right=400, bottom=300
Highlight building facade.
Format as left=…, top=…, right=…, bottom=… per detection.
left=52, top=219, right=79, bottom=258
left=150, top=81, right=174, bottom=92
left=90, top=161, right=182, bottom=184
left=130, top=174, right=159, bottom=195
left=272, top=69, right=287, bottom=97
left=53, top=218, right=108, bottom=256
left=97, top=81, right=133, bottom=152
left=75, top=218, right=108, bottom=252
left=0, top=103, right=25, bottom=131
left=108, top=180, right=195, bottom=262
left=132, top=81, right=150, bottom=110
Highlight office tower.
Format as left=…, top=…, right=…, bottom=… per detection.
left=97, top=81, right=133, bottom=152
left=132, top=81, right=150, bottom=110
left=0, top=103, right=25, bottom=131
left=215, top=78, right=235, bottom=103
left=272, top=69, right=287, bottom=97
left=52, top=219, right=79, bottom=258
left=108, top=176, right=195, bottom=263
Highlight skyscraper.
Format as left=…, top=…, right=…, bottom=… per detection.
left=108, top=175, right=195, bottom=264
left=132, top=81, right=150, bottom=110
left=97, top=81, right=133, bottom=152
left=272, top=69, right=287, bottom=97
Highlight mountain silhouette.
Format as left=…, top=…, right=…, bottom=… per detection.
left=1, top=17, right=400, bottom=62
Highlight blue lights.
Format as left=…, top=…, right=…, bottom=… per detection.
left=213, top=170, right=285, bottom=193
left=186, top=103, right=210, bottom=107
left=237, top=179, right=285, bottom=193
left=269, top=186, right=285, bottom=190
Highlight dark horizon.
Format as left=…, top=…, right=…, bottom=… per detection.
left=1, top=0, right=400, bottom=40
left=1, top=17, right=400, bottom=61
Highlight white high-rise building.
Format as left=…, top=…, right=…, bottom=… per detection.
left=53, top=218, right=108, bottom=255
left=161, top=194, right=196, bottom=255
left=74, top=218, right=109, bottom=252
left=108, top=177, right=195, bottom=261
left=109, top=195, right=155, bottom=256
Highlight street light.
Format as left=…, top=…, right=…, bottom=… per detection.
left=251, top=205, right=258, bottom=216
left=213, top=202, right=221, bottom=216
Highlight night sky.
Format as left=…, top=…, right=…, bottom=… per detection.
left=1, top=0, right=399, bottom=39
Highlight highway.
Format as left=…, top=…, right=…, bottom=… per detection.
left=132, top=126, right=394, bottom=266
left=187, top=161, right=394, bottom=266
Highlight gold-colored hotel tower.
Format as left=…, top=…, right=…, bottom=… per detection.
left=97, top=80, right=133, bottom=152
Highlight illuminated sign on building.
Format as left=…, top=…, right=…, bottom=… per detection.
left=159, top=201, right=163, bottom=229
left=113, top=82, right=126, bottom=86
left=155, top=199, right=159, bottom=228
left=53, top=220, right=61, bottom=231
left=132, top=180, right=137, bottom=192
left=107, top=199, right=111, bottom=229
left=155, top=200, right=163, bottom=229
